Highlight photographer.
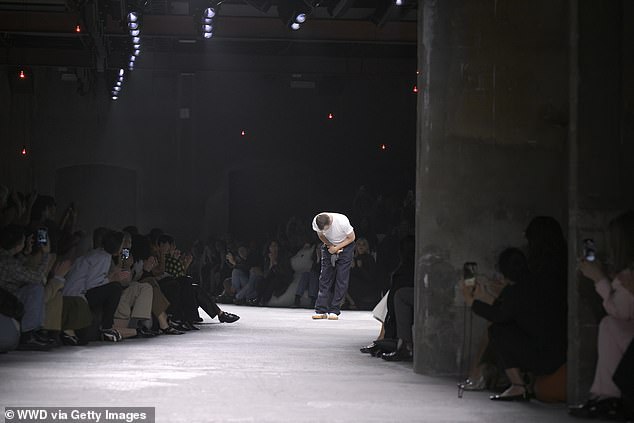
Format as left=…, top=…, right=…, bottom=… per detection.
left=569, top=211, right=634, bottom=419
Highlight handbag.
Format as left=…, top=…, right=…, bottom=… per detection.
left=372, top=291, right=389, bottom=323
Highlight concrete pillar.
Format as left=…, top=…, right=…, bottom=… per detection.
left=414, top=0, right=569, bottom=376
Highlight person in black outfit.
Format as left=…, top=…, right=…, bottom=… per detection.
left=462, top=248, right=564, bottom=402
left=254, top=240, right=293, bottom=306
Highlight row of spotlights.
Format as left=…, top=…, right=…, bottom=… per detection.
left=201, top=7, right=216, bottom=39
left=290, top=13, right=306, bottom=31
left=127, top=12, right=141, bottom=71
left=111, top=68, right=125, bottom=100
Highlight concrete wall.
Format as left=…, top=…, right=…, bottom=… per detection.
left=414, top=0, right=634, bottom=403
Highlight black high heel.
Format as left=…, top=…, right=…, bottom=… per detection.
left=490, top=384, right=531, bottom=402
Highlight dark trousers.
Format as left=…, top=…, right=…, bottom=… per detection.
left=85, top=283, right=123, bottom=330
left=315, top=242, right=354, bottom=315
left=394, top=287, right=414, bottom=342
left=193, top=283, right=221, bottom=319
left=158, top=277, right=199, bottom=322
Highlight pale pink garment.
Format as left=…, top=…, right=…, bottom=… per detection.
left=590, top=270, right=634, bottom=398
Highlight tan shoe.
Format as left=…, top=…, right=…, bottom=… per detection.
left=327, top=313, right=339, bottom=320
left=312, top=313, right=328, bottom=320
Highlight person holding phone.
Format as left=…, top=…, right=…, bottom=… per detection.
left=462, top=248, right=563, bottom=402
left=570, top=211, right=634, bottom=419
left=311, top=212, right=356, bottom=320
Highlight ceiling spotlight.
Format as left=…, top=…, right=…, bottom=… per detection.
left=133, top=44, right=141, bottom=49
left=203, top=7, right=216, bottom=18
left=116, top=81, right=122, bottom=86
left=203, top=17, right=213, bottom=25
left=295, top=13, right=306, bottom=23
left=133, top=49, right=140, bottom=56
left=112, top=96, right=118, bottom=100
left=75, top=24, right=81, bottom=33
left=113, top=86, right=121, bottom=92
left=132, top=37, right=141, bottom=44
left=130, top=55, right=136, bottom=62
left=130, top=29, right=140, bottom=37
left=202, top=24, right=213, bottom=32
left=128, top=22, right=139, bottom=30
left=291, top=22, right=300, bottom=30
left=127, top=12, right=138, bottom=22
left=19, top=69, right=26, bottom=79
left=128, top=61, right=135, bottom=68
left=395, top=0, right=403, bottom=5
left=203, top=32, right=213, bottom=39
left=119, top=69, right=124, bottom=76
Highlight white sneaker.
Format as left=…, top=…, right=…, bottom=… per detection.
left=327, top=313, right=339, bottom=320
left=312, top=313, right=328, bottom=320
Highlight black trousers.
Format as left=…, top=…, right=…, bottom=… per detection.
left=85, top=283, right=123, bottom=330
left=158, top=277, right=199, bottom=322
left=394, top=287, right=414, bottom=342
left=488, top=322, right=562, bottom=376
left=193, top=282, right=221, bottom=319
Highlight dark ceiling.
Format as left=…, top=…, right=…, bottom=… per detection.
left=0, top=0, right=417, bottom=69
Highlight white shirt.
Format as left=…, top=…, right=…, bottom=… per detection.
left=312, top=212, right=354, bottom=245
left=63, top=248, right=113, bottom=297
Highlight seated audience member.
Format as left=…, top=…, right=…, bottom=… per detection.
left=461, top=216, right=568, bottom=393
left=253, top=240, right=292, bottom=306
left=224, top=245, right=254, bottom=303
left=0, top=225, right=55, bottom=350
left=63, top=229, right=125, bottom=342
left=570, top=211, right=634, bottom=419
left=294, top=243, right=319, bottom=308
left=159, top=234, right=239, bottom=325
left=380, top=286, right=414, bottom=362
left=112, top=232, right=155, bottom=337
left=130, top=234, right=183, bottom=335
left=360, top=235, right=415, bottom=357
left=346, top=238, right=378, bottom=310
left=462, top=248, right=565, bottom=402
left=0, top=286, right=22, bottom=352
left=1, top=188, right=37, bottom=227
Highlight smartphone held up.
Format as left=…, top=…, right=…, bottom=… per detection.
left=463, top=262, right=478, bottom=287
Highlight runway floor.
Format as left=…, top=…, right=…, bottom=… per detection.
left=1, top=306, right=575, bottom=422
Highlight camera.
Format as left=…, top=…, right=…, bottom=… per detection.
left=583, top=239, right=596, bottom=262
left=463, top=262, right=477, bottom=287
left=36, top=228, right=48, bottom=246
left=121, top=248, right=130, bottom=260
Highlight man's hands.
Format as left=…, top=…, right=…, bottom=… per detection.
left=327, top=245, right=342, bottom=255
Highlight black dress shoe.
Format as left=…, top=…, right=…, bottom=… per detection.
left=490, top=385, right=530, bottom=402
left=60, top=332, right=81, bottom=346
left=160, top=326, right=185, bottom=335
left=218, top=312, right=240, bottom=323
left=381, top=348, right=413, bottom=362
left=136, top=326, right=159, bottom=338
left=569, top=398, right=622, bottom=419
left=182, top=322, right=200, bottom=331
left=360, top=343, right=380, bottom=355
left=17, top=333, right=53, bottom=351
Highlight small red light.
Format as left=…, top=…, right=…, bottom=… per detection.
left=327, top=113, right=334, bottom=120
left=380, top=144, right=387, bottom=151
left=75, top=24, right=81, bottom=33
left=412, top=85, right=418, bottom=93
left=241, top=130, right=246, bottom=136
left=19, top=70, right=25, bottom=79
left=21, top=147, right=27, bottom=156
